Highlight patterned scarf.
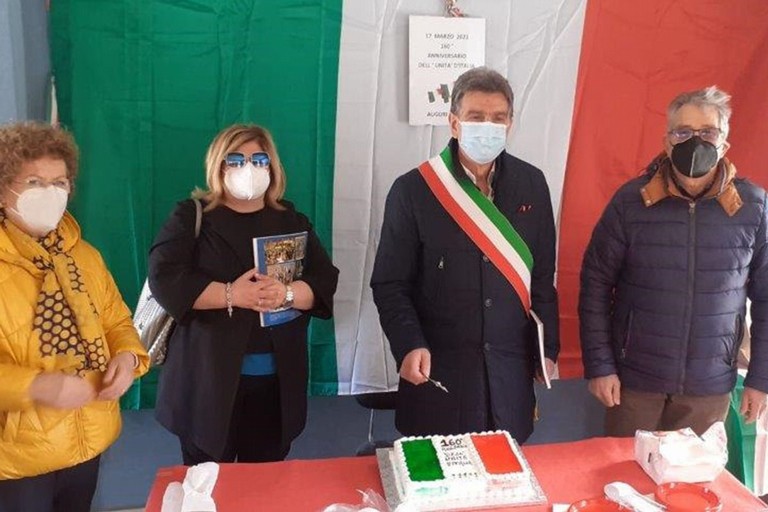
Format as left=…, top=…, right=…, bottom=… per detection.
left=0, top=211, right=107, bottom=375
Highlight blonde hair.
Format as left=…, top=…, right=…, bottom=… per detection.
left=0, top=122, right=79, bottom=194
left=194, top=124, right=287, bottom=211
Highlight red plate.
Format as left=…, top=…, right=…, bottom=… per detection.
left=568, top=497, right=627, bottom=511
left=654, top=482, right=722, bottom=512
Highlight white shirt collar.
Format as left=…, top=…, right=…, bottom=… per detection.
left=462, top=162, right=495, bottom=200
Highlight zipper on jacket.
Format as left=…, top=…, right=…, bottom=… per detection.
left=732, top=314, right=743, bottom=367
left=679, top=201, right=696, bottom=394
left=438, top=257, right=444, bottom=270
left=621, top=310, right=634, bottom=360
left=75, top=409, right=87, bottom=460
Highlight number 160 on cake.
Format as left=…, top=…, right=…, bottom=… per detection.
left=381, top=430, right=547, bottom=510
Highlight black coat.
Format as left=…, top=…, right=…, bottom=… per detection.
left=370, top=141, right=559, bottom=442
left=148, top=199, right=338, bottom=458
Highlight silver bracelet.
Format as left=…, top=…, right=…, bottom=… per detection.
left=225, top=282, right=233, bottom=318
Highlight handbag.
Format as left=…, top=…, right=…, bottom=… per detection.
left=134, top=198, right=202, bottom=366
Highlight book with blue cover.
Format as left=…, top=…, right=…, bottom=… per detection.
left=253, top=231, right=308, bottom=327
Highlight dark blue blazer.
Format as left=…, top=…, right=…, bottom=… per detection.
left=371, top=140, right=559, bottom=442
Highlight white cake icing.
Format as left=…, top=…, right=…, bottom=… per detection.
left=433, top=435, right=479, bottom=479
left=388, top=430, right=546, bottom=511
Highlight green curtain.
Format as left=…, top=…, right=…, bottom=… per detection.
left=49, top=0, right=343, bottom=406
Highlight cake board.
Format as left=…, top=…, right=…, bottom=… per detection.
left=376, top=448, right=548, bottom=511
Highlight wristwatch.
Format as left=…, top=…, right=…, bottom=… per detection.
left=282, top=285, right=294, bottom=308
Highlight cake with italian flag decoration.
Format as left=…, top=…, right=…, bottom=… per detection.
left=390, top=430, right=546, bottom=510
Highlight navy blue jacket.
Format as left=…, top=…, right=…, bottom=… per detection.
left=371, top=140, right=559, bottom=442
left=580, top=157, right=768, bottom=395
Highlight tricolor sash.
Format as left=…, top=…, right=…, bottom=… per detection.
left=418, top=146, right=533, bottom=312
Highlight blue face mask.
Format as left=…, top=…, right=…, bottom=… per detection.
left=458, top=121, right=508, bottom=165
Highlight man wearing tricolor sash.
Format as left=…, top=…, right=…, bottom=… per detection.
left=371, top=68, right=559, bottom=442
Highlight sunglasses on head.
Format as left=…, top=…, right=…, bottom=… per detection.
left=225, top=152, right=270, bottom=168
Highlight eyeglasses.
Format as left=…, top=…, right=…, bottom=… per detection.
left=13, top=176, right=71, bottom=191
left=667, top=127, right=722, bottom=145
left=225, top=152, right=270, bottom=168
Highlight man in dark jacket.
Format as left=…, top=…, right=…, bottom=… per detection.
left=370, top=67, right=559, bottom=443
left=580, top=86, right=768, bottom=436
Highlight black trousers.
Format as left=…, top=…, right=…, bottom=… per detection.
left=180, top=374, right=290, bottom=464
left=0, top=456, right=100, bottom=512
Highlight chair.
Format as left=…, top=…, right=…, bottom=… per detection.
left=354, top=391, right=398, bottom=456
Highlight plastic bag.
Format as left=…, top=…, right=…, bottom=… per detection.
left=320, top=489, right=417, bottom=512
left=634, top=422, right=728, bottom=484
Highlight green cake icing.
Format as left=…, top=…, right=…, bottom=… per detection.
left=401, top=439, right=445, bottom=482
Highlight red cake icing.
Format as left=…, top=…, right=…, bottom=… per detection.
left=470, top=433, right=523, bottom=474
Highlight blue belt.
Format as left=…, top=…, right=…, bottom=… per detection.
left=241, top=353, right=276, bottom=376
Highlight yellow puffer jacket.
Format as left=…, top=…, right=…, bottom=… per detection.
left=0, top=213, right=149, bottom=480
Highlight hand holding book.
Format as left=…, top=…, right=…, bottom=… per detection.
left=228, top=269, right=284, bottom=312
left=536, top=357, right=555, bottom=388
left=251, top=273, right=289, bottom=312
left=253, top=231, right=308, bottom=327
left=530, top=310, right=554, bottom=389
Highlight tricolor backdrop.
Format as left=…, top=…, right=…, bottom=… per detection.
left=49, top=0, right=768, bottom=400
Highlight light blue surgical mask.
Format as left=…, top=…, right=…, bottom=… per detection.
left=458, top=121, right=508, bottom=165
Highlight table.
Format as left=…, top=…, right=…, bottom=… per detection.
left=145, top=437, right=767, bottom=511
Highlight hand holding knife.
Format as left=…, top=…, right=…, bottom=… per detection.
left=421, top=371, right=449, bottom=393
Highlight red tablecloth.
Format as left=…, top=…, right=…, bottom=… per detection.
left=144, top=437, right=767, bottom=511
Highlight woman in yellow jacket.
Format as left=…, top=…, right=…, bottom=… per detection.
left=0, top=122, right=149, bottom=512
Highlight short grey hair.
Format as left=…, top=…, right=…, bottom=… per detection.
left=667, top=86, right=732, bottom=139
left=450, top=66, right=514, bottom=119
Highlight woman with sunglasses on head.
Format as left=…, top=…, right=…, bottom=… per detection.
left=0, top=122, right=149, bottom=512
left=148, top=124, right=338, bottom=464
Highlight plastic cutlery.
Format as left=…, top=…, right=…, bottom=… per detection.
left=604, top=481, right=666, bottom=511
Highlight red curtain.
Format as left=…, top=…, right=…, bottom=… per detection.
left=558, top=0, right=768, bottom=378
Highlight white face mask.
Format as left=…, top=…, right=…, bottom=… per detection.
left=458, top=121, right=508, bottom=165
left=10, top=186, right=69, bottom=235
left=224, top=162, right=271, bottom=201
